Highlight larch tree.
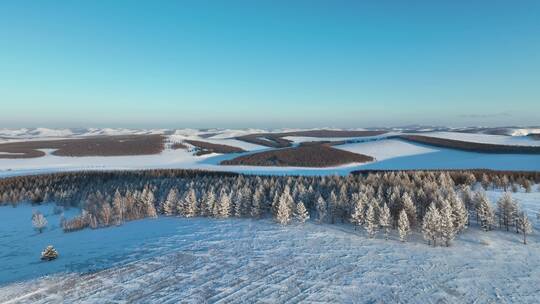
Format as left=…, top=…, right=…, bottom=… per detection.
left=398, top=209, right=410, bottom=242
left=316, top=195, right=327, bottom=224
left=250, top=188, right=263, bottom=218
left=162, top=188, right=178, bottom=216
left=401, top=192, right=417, bottom=228
left=112, top=189, right=125, bottom=225
left=217, top=191, right=231, bottom=218
left=422, top=203, right=441, bottom=246
left=449, top=191, right=468, bottom=233
left=379, top=203, right=391, bottom=240
left=275, top=190, right=292, bottom=225
left=182, top=188, right=198, bottom=218
left=497, top=192, right=517, bottom=231
left=144, top=188, right=158, bottom=218
left=350, top=199, right=364, bottom=230
left=294, top=201, right=309, bottom=224
left=475, top=191, right=494, bottom=231
left=517, top=211, right=533, bottom=244
left=364, top=201, right=378, bottom=238
left=439, top=199, right=456, bottom=246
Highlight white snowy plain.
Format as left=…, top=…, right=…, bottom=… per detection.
left=0, top=189, right=539, bottom=303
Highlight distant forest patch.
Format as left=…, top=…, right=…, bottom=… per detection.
left=0, top=135, right=165, bottom=159
left=398, top=135, right=540, bottom=154
left=236, top=130, right=386, bottom=148
left=221, top=144, right=374, bottom=167
left=185, top=140, right=246, bottom=156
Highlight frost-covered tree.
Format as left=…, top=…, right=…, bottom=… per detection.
left=439, top=199, right=456, bottom=246
left=517, top=211, right=533, bottom=244
left=401, top=192, right=417, bottom=228
left=32, top=211, right=48, bottom=233
left=200, top=188, right=215, bottom=217
left=364, top=202, right=378, bottom=238
left=99, top=202, right=113, bottom=226
left=250, top=187, right=263, bottom=218
left=379, top=203, right=391, bottom=240
left=217, top=191, right=231, bottom=218
left=422, top=203, right=441, bottom=246
left=449, top=191, right=468, bottom=233
left=475, top=191, right=494, bottom=231
left=181, top=188, right=198, bottom=218
left=162, top=188, right=178, bottom=216
left=294, top=201, right=309, bottom=224
left=316, top=195, right=327, bottom=224
left=398, top=209, right=410, bottom=242
left=144, top=188, right=158, bottom=218
left=350, top=198, right=365, bottom=230
left=112, top=189, right=125, bottom=224
left=275, top=190, right=292, bottom=225
left=497, top=192, right=517, bottom=231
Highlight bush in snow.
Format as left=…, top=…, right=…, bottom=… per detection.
left=41, top=245, right=58, bottom=261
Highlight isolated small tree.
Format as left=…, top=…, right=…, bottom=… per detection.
left=422, top=203, right=441, bottom=246
left=294, top=201, right=309, bottom=224
left=379, top=203, right=391, bottom=240
left=398, top=209, right=410, bottom=242
left=32, top=211, right=48, bottom=233
left=517, top=211, right=533, bottom=244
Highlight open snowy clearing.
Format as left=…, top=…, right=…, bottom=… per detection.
left=0, top=190, right=539, bottom=303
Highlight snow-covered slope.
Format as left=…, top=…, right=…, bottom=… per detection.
left=1, top=190, right=539, bottom=303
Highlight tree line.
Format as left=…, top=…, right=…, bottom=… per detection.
left=0, top=169, right=536, bottom=245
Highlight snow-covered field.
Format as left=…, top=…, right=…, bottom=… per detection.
left=2, top=128, right=540, bottom=177
left=0, top=190, right=539, bottom=303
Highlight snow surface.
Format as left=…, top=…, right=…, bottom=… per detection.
left=1, top=190, right=539, bottom=303
left=2, top=128, right=540, bottom=177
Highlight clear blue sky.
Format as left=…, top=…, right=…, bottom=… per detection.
left=1, top=1, right=539, bottom=128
